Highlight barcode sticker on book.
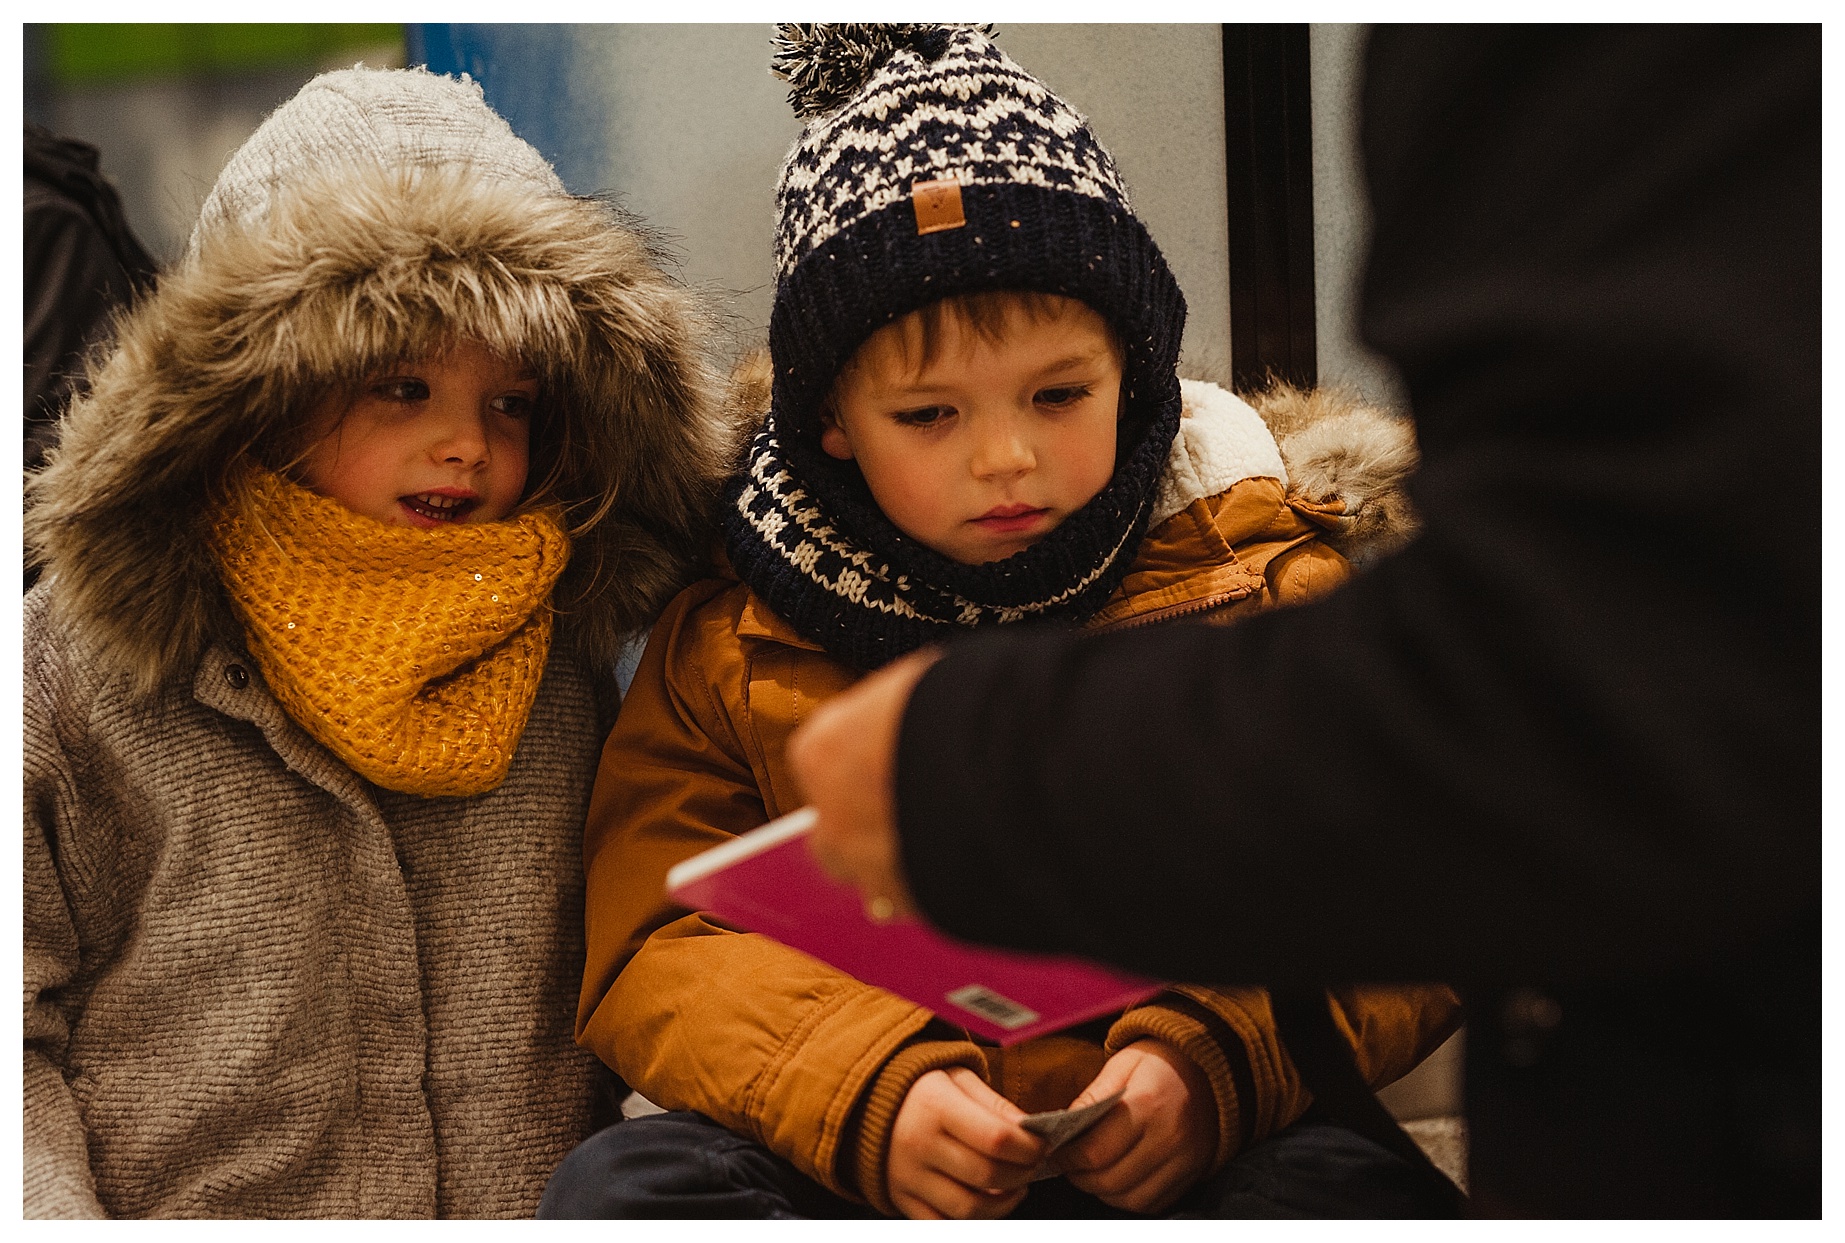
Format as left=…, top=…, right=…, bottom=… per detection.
left=945, top=984, right=1040, bottom=1030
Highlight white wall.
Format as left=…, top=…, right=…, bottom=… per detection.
left=557, top=25, right=1232, bottom=369
left=1308, top=23, right=1408, bottom=412
left=552, top=26, right=801, bottom=362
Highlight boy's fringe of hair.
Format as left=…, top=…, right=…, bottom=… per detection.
left=26, top=163, right=732, bottom=697
left=853, top=290, right=1119, bottom=375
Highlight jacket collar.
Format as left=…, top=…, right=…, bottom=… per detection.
left=736, top=590, right=826, bottom=652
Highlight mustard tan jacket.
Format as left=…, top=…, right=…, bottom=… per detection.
left=576, top=380, right=1459, bottom=1214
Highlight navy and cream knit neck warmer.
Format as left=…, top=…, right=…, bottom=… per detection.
left=725, top=24, right=1188, bottom=671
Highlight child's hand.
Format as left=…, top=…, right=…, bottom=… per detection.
left=1053, top=1039, right=1215, bottom=1213
left=887, top=1066, right=1047, bottom=1219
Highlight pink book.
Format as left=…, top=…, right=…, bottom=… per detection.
left=666, top=807, right=1163, bottom=1046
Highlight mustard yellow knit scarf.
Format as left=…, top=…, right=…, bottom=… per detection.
left=210, top=466, right=571, bottom=797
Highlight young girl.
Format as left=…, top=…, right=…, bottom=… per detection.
left=22, top=67, right=729, bottom=1218
left=549, top=26, right=1455, bottom=1220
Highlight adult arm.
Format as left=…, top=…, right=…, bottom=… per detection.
left=884, top=26, right=1818, bottom=985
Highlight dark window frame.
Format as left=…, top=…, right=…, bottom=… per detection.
left=1222, top=23, right=1317, bottom=391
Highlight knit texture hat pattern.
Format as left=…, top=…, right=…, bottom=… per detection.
left=210, top=466, right=569, bottom=797
left=764, top=23, right=1185, bottom=449
left=192, top=65, right=566, bottom=250
left=723, top=24, right=1188, bottom=670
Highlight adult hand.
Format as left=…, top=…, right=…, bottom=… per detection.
left=787, top=646, right=940, bottom=920
left=1054, top=1039, right=1215, bottom=1213
left=887, top=1065, right=1046, bottom=1219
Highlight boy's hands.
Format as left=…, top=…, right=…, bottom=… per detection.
left=1053, top=1039, right=1215, bottom=1213
left=887, top=1066, right=1047, bottom=1219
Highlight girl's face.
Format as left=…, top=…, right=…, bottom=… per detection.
left=299, top=341, right=536, bottom=528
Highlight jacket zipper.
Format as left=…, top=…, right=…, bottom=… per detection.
left=1091, top=587, right=1250, bottom=633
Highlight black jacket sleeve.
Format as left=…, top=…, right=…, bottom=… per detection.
left=23, top=187, right=137, bottom=471
left=23, top=123, right=158, bottom=477
left=894, top=26, right=1819, bottom=988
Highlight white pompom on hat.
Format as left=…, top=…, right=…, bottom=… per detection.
left=190, top=64, right=565, bottom=251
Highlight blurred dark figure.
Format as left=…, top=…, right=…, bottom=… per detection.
left=810, top=26, right=1817, bottom=1217
left=25, top=122, right=158, bottom=586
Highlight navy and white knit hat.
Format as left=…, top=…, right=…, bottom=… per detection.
left=765, top=22, right=1186, bottom=446
left=726, top=24, right=1189, bottom=670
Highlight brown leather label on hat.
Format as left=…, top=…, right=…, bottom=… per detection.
left=912, top=179, right=966, bottom=234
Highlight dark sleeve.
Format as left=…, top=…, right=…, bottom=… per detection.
left=894, top=25, right=1818, bottom=986
left=24, top=185, right=137, bottom=472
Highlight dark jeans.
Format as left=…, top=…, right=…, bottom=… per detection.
left=538, top=1110, right=1443, bottom=1219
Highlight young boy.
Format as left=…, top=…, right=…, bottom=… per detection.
left=547, top=26, right=1454, bottom=1219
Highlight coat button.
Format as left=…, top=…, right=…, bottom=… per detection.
left=1500, top=986, right=1563, bottom=1068
left=223, top=663, right=249, bottom=690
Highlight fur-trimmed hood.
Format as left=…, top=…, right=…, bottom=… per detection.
left=1241, top=380, right=1421, bottom=564
left=1174, top=379, right=1420, bottom=566
left=26, top=161, right=731, bottom=696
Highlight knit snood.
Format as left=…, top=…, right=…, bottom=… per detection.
left=723, top=396, right=1181, bottom=671
left=209, top=466, right=570, bottom=796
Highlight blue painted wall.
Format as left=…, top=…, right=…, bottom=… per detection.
left=408, top=24, right=610, bottom=194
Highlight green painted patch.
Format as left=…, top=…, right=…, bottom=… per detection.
left=48, top=24, right=402, bottom=85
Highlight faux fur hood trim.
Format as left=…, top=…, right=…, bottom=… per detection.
left=1243, top=381, right=1422, bottom=564
left=1162, top=378, right=1420, bottom=564
left=26, top=163, right=730, bottom=696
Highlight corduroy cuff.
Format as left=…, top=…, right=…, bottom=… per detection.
left=1106, top=997, right=1242, bottom=1175
left=849, top=1039, right=989, bottom=1217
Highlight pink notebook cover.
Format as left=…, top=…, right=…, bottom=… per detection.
left=666, top=808, right=1162, bottom=1046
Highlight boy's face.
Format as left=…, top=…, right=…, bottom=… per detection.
left=823, top=299, right=1122, bottom=565
left=299, top=340, right=535, bottom=528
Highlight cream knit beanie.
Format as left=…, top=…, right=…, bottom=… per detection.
left=190, top=64, right=565, bottom=251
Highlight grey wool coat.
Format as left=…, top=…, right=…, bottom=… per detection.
left=22, top=68, right=731, bottom=1218
left=24, top=591, right=608, bottom=1217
